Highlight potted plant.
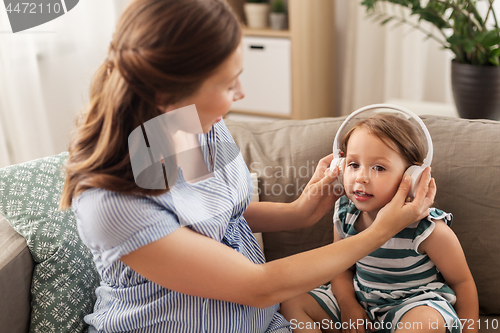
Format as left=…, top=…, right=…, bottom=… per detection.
left=270, top=0, right=287, bottom=30
left=360, top=0, right=500, bottom=120
left=244, top=0, right=270, bottom=29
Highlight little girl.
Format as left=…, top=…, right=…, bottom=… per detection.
left=281, top=113, right=478, bottom=333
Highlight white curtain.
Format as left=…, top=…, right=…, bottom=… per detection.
left=338, top=1, right=455, bottom=116
left=0, top=0, right=129, bottom=167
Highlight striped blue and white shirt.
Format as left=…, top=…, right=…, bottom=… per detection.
left=74, top=120, right=291, bottom=333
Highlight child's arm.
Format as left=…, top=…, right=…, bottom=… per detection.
left=331, top=227, right=371, bottom=333
left=418, top=220, right=479, bottom=333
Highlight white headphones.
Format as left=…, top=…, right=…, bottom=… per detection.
left=330, top=104, right=433, bottom=198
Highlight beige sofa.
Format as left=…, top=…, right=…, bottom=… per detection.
left=1, top=115, right=499, bottom=332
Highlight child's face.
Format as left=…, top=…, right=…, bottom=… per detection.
left=344, top=127, right=407, bottom=214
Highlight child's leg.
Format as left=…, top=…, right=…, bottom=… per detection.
left=281, top=293, right=340, bottom=333
left=395, top=306, right=446, bottom=333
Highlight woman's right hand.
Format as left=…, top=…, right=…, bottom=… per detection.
left=373, top=167, right=436, bottom=239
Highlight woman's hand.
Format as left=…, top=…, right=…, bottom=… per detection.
left=293, top=153, right=342, bottom=227
left=372, top=167, right=436, bottom=239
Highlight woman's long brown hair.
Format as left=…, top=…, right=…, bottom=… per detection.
left=60, top=0, right=241, bottom=209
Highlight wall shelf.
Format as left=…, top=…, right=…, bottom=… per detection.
left=242, top=27, right=291, bottom=38
left=228, top=109, right=292, bottom=119
left=226, top=0, right=336, bottom=120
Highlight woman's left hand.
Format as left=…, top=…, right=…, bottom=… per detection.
left=293, top=153, right=342, bottom=227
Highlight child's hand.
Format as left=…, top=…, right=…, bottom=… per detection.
left=339, top=301, right=372, bottom=333
left=373, top=167, right=436, bottom=237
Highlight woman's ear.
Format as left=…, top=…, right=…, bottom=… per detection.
left=155, top=92, right=173, bottom=111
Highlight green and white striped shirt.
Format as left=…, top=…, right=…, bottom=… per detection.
left=334, top=196, right=460, bottom=332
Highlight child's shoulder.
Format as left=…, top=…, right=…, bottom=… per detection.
left=427, top=207, right=453, bottom=224
left=411, top=207, right=453, bottom=254
left=413, top=207, right=453, bottom=230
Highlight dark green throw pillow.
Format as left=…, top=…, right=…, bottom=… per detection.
left=0, top=152, right=100, bottom=333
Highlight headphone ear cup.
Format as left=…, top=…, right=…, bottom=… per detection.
left=331, top=158, right=345, bottom=195
left=403, top=165, right=424, bottom=198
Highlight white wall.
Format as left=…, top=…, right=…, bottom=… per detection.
left=0, top=0, right=129, bottom=166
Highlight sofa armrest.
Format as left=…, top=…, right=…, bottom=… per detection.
left=0, top=215, right=34, bottom=333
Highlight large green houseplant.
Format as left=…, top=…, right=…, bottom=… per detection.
left=361, top=0, right=500, bottom=120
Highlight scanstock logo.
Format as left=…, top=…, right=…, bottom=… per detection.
left=3, top=0, right=79, bottom=33
left=128, top=105, right=240, bottom=190
left=128, top=104, right=241, bottom=226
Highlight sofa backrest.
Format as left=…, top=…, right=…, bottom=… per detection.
left=226, top=116, right=500, bottom=316
left=0, top=215, right=33, bottom=332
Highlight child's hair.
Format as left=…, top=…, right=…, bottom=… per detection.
left=340, top=113, right=427, bottom=168
left=60, top=0, right=241, bottom=209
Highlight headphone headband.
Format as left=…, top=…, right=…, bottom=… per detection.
left=332, top=104, right=433, bottom=168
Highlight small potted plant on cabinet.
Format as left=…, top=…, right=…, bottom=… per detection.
left=270, top=0, right=287, bottom=30
left=244, top=0, right=270, bottom=29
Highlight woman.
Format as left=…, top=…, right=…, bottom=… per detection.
left=60, top=0, right=436, bottom=332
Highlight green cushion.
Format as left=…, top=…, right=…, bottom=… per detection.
left=0, top=152, right=100, bottom=333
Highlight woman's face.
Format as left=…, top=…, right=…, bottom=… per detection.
left=168, top=40, right=245, bottom=133
left=343, top=127, right=407, bottom=214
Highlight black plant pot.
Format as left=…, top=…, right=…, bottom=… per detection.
left=451, top=60, right=500, bottom=120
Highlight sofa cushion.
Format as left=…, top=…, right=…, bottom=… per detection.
left=0, top=215, right=33, bottom=333
left=226, top=116, right=500, bottom=316
left=0, top=152, right=100, bottom=333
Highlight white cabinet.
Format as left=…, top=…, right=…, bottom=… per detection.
left=232, top=37, right=291, bottom=116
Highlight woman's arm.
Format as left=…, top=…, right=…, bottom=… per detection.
left=121, top=169, right=436, bottom=309
left=121, top=223, right=388, bottom=309
left=418, top=220, right=479, bottom=333
left=243, top=201, right=308, bottom=233
left=244, top=154, right=341, bottom=233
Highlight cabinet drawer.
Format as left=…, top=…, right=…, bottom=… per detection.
left=232, top=36, right=291, bottom=116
